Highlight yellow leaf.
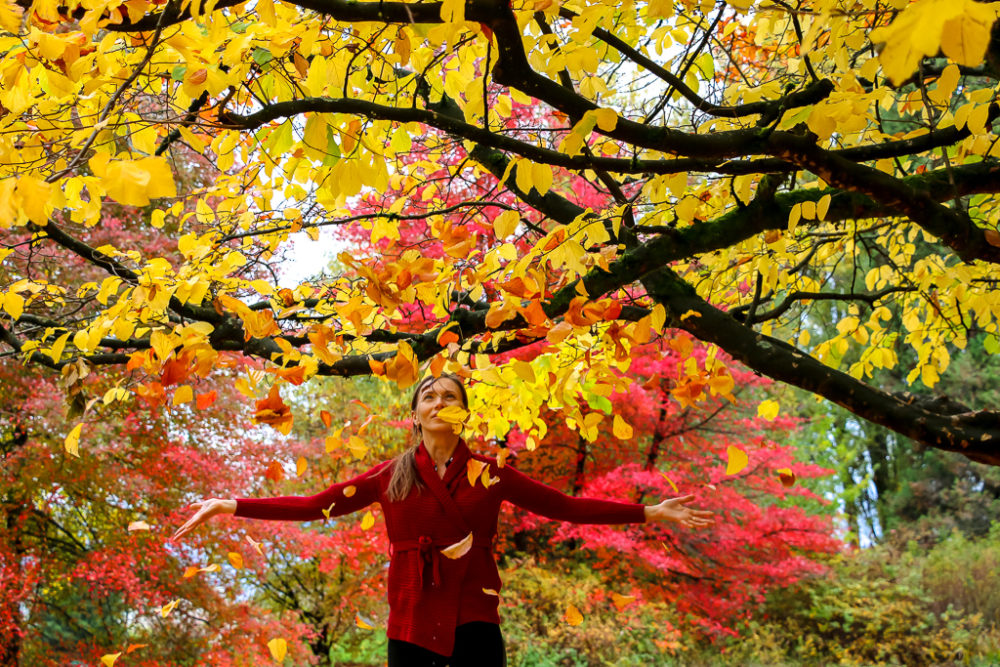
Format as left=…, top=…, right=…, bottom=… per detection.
left=321, top=502, right=336, bottom=520
left=757, top=399, right=780, bottom=420
left=441, top=532, right=474, bottom=559
left=658, top=471, right=679, bottom=493
left=160, top=599, right=180, bottom=617
left=564, top=603, right=584, bottom=626
left=493, top=210, right=519, bottom=239
left=3, top=292, right=24, bottom=320
left=228, top=552, right=244, bottom=569
left=482, top=588, right=499, bottom=596
left=360, top=510, right=375, bottom=530
left=440, top=0, right=464, bottom=22
left=940, top=3, right=997, bottom=66
left=296, top=456, right=307, bottom=477
left=182, top=566, right=200, bottom=578
left=65, top=423, right=82, bottom=458
left=267, top=638, right=287, bottom=662
left=594, top=108, right=619, bottom=131
left=172, top=385, right=193, bottom=405
left=16, top=177, right=52, bottom=224
left=816, top=194, right=831, bottom=220
left=613, top=414, right=633, bottom=439
left=871, top=0, right=998, bottom=84
left=511, top=359, right=535, bottom=383
left=725, top=445, right=748, bottom=475
left=103, top=157, right=177, bottom=207
left=127, top=521, right=150, bottom=531
left=344, top=485, right=356, bottom=497
left=356, top=614, right=374, bottom=630
left=100, top=653, right=122, bottom=667
left=0, top=0, right=24, bottom=34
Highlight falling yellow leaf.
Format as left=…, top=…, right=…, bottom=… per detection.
left=228, top=552, right=244, bottom=569
left=679, top=309, right=702, bottom=321
left=757, top=399, right=779, bottom=420
left=296, top=456, right=307, bottom=477
left=267, top=637, right=287, bottom=662
left=100, top=652, right=122, bottom=667
left=610, top=592, right=636, bottom=611
left=481, top=469, right=499, bottom=488
left=658, top=471, right=679, bottom=494
left=160, top=599, right=180, bottom=617
left=725, top=445, right=748, bottom=476
left=343, top=485, right=356, bottom=497
left=321, top=502, right=336, bottom=520
left=356, top=614, right=374, bottom=630
left=482, top=588, right=499, bottom=596
left=467, top=459, right=487, bottom=486
left=184, top=563, right=220, bottom=578
left=564, top=603, right=584, bottom=626
left=440, top=532, right=474, bottom=559
left=776, top=468, right=796, bottom=488
left=613, top=414, right=634, bottom=439
left=360, top=510, right=375, bottom=530
left=127, top=521, right=150, bottom=532
left=64, top=423, right=82, bottom=458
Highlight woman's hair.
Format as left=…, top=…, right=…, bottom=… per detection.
left=384, top=373, right=468, bottom=502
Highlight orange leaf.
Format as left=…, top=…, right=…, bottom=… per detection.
left=320, top=410, right=332, bottom=428
left=564, top=603, right=584, bottom=626
left=467, top=459, right=487, bottom=486
left=344, top=485, right=356, bottom=497
left=610, top=592, right=636, bottom=611
left=228, top=552, right=244, bottom=569
left=196, top=390, right=217, bottom=409
left=776, top=468, right=796, bottom=487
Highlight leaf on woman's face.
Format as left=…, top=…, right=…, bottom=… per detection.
left=435, top=405, right=468, bottom=423
left=440, top=532, right=473, bottom=559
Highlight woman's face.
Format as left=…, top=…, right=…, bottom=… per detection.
left=413, top=377, right=465, bottom=436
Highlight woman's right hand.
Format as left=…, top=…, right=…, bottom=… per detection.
left=170, top=498, right=237, bottom=542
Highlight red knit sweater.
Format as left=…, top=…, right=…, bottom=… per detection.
left=234, top=440, right=646, bottom=655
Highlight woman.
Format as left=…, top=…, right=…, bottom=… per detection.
left=172, top=373, right=714, bottom=666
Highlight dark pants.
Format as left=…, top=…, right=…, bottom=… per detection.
left=387, top=622, right=506, bottom=667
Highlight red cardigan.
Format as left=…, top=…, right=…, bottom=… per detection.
left=234, top=440, right=646, bottom=656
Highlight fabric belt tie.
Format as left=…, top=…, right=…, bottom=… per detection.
left=392, top=535, right=493, bottom=589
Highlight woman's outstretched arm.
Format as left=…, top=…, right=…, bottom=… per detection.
left=501, top=464, right=713, bottom=528
left=170, top=460, right=391, bottom=542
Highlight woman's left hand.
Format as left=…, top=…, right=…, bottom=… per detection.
left=644, top=495, right=714, bottom=529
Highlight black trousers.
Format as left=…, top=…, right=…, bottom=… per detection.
left=387, top=622, right=506, bottom=667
